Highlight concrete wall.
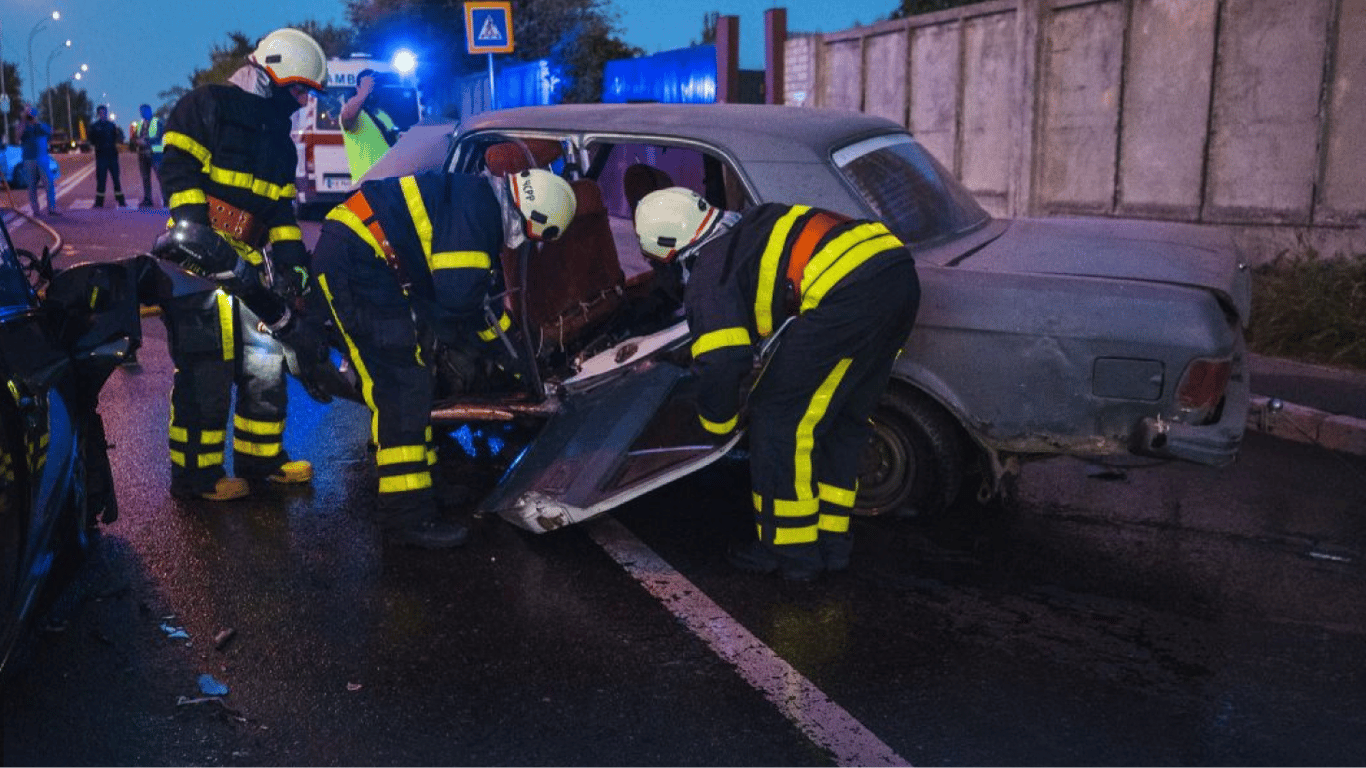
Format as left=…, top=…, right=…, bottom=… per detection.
left=784, top=0, right=1365, bottom=263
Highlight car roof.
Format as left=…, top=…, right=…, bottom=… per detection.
left=459, top=103, right=906, bottom=164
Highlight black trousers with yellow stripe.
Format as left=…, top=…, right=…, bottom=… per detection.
left=162, top=289, right=293, bottom=495
left=746, top=253, right=919, bottom=567
left=312, top=224, right=436, bottom=528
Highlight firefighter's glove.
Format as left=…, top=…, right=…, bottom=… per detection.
left=270, top=311, right=344, bottom=404
left=151, top=221, right=245, bottom=283
left=277, top=264, right=311, bottom=301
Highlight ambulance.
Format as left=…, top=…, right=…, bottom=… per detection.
left=291, top=53, right=423, bottom=212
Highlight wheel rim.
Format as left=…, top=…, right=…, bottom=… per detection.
left=856, top=417, right=915, bottom=515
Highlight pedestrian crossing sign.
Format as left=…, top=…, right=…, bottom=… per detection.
left=464, top=1, right=515, bottom=54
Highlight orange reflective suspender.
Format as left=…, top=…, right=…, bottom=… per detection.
left=784, top=210, right=845, bottom=308
left=343, top=191, right=413, bottom=292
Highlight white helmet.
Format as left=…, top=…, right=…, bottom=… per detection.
left=634, top=187, right=719, bottom=262
left=508, top=169, right=576, bottom=241
left=249, top=28, right=327, bottom=91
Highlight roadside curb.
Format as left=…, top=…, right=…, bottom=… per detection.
left=1247, top=395, right=1366, bottom=457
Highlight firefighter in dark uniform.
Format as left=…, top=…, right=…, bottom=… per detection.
left=153, top=28, right=330, bottom=502
left=634, top=187, right=921, bottom=581
left=311, top=168, right=576, bottom=548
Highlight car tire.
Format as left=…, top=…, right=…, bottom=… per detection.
left=856, top=388, right=964, bottom=521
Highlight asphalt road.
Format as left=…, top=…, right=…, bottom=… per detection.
left=1, top=154, right=1364, bottom=766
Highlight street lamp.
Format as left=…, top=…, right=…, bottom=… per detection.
left=27, top=11, right=60, bottom=103
left=44, top=39, right=70, bottom=127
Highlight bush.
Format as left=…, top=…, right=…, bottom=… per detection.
left=1248, top=252, right=1366, bottom=371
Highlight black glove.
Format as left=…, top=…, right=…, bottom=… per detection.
left=276, top=263, right=311, bottom=304
left=272, top=311, right=346, bottom=404
left=151, top=220, right=243, bottom=280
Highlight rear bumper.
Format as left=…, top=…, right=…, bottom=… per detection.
left=1135, top=345, right=1250, bottom=467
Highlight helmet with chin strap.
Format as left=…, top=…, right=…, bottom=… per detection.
left=634, top=187, right=719, bottom=263
left=508, top=169, right=576, bottom=241
left=249, top=28, right=327, bottom=92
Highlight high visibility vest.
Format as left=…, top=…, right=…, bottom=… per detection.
left=133, top=117, right=165, bottom=153
left=343, top=109, right=397, bottom=183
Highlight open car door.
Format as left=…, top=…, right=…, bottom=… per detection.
left=476, top=323, right=741, bottom=533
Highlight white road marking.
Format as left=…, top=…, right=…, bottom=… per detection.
left=588, top=517, right=911, bottom=767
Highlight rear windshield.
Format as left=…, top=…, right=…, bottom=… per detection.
left=832, top=134, right=989, bottom=246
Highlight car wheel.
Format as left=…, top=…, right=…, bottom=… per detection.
left=856, top=388, right=963, bottom=521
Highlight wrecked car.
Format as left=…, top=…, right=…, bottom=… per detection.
left=347, top=103, right=1250, bottom=533
left=0, top=218, right=145, bottom=679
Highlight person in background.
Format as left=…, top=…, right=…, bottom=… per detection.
left=634, top=187, right=921, bottom=581
left=88, top=105, right=128, bottom=208
left=338, top=69, right=399, bottom=184
left=20, top=106, right=58, bottom=216
left=131, top=103, right=165, bottom=208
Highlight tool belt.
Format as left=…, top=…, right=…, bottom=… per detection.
left=207, top=195, right=267, bottom=249
left=784, top=210, right=846, bottom=312
left=342, top=191, right=412, bottom=293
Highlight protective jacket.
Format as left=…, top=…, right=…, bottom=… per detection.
left=160, top=83, right=308, bottom=288
left=682, top=202, right=920, bottom=559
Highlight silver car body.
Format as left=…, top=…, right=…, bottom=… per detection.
left=373, top=103, right=1250, bottom=530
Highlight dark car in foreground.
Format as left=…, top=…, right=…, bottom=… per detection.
left=350, top=103, right=1250, bottom=532
left=0, top=216, right=143, bottom=680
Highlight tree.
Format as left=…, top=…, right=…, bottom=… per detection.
left=890, top=0, right=979, bottom=19
left=343, top=0, right=641, bottom=106
left=692, top=11, right=719, bottom=46
left=0, top=60, right=25, bottom=144
left=39, top=80, right=92, bottom=143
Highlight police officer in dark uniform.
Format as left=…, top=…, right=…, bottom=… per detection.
left=88, top=105, right=127, bottom=208
left=152, top=28, right=332, bottom=502
left=310, top=167, right=576, bottom=548
left=634, top=187, right=921, bottom=581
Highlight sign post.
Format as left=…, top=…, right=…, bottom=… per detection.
left=464, top=1, right=514, bottom=111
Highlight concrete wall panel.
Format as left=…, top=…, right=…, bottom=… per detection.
left=1206, top=0, right=1332, bottom=223
left=1037, top=1, right=1125, bottom=214
left=820, top=39, right=864, bottom=111
left=864, top=32, right=909, bottom=124
left=1321, top=0, right=1366, bottom=225
left=784, top=36, right=817, bottom=107
left=1118, top=0, right=1218, bottom=219
left=909, top=22, right=962, bottom=170
left=961, top=11, right=1016, bottom=213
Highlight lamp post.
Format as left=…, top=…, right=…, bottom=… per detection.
left=44, top=39, right=69, bottom=127
left=27, top=11, right=60, bottom=104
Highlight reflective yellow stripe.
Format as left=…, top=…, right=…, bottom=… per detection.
left=164, top=131, right=210, bottom=165
left=801, top=230, right=901, bottom=313
left=754, top=494, right=821, bottom=518
left=378, top=472, right=433, bottom=494
left=269, top=225, right=303, bottom=243
left=198, top=452, right=224, bottom=468
left=216, top=291, right=235, bottom=362
left=699, top=414, right=737, bottom=435
left=793, top=358, right=852, bottom=499
left=164, top=131, right=296, bottom=200
left=326, top=204, right=388, bottom=267
left=755, top=205, right=809, bottom=337
left=170, top=450, right=186, bottom=467
left=690, top=327, right=752, bottom=358
left=818, top=482, right=857, bottom=508
left=233, top=414, right=285, bottom=436
left=169, top=425, right=188, bottom=442
left=752, top=493, right=821, bottom=545
left=430, top=251, right=491, bottom=271
left=772, top=526, right=820, bottom=545
left=319, top=274, right=383, bottom=442
left=376, top=444, right=428, bottom=466
left=168, top=189, right=207, bottom=208
left=400, top=176, right=433, bottom=260
left=818, top=513, right=851, bottom=534
left=234, top=440, right=282, bottom=457
left=477, top=312, right=512, bottom=342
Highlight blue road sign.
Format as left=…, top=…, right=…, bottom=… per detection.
left=465, top=2, right=515, bottom=54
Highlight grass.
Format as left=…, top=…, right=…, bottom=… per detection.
left=1248, top=251, right=1366, bottom=371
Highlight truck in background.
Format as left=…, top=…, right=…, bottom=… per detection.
left=290, top=54, right=423, bottom=215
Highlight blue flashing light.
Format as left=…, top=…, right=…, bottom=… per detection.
left=391, top=49, right=418, bottom=75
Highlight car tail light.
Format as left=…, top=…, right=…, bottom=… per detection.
left=1176, top=358, right=1231, bottom=423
